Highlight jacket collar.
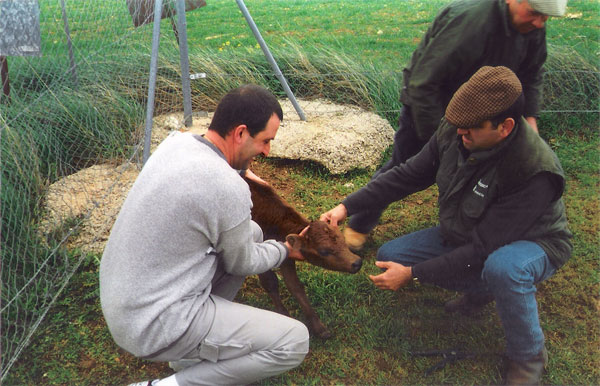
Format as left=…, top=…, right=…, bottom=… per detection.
left=499, top=0, right=513, bottom=37
left=193, top=133, right=227, bottom=162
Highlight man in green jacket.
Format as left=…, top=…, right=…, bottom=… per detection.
left=321, top=66, right=572, bottom=385
left=344, top=0, right=568, bottom=250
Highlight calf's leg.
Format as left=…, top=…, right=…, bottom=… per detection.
left=279, top=259, right=332, bottom=339
left=258, top=270, right=290, bottom=316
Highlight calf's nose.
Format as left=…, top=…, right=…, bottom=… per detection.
left=350, top=259, right=363, bottom=273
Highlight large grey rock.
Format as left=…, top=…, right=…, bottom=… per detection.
left=153, top=98, right=395, bottom=174
left=272, top=99, right=394, bottom=174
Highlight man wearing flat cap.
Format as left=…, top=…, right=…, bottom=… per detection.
left=343, top=0, right=569, bottom=251
left=321, top=66, right=572, bottom=385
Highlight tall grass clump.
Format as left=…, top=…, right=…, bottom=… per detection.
left=121, top=42, right=403, bottom=128
left=1, top=117, right=46, bottom=269
left=274, top=42, right=403, bottom=125
left=122, top=41, right=594, bottom=133
left=1, top=80, right=146, bottom=266
left=1, top=69, right=146, bottom=376
left=1, top=116, right=61, bottom=374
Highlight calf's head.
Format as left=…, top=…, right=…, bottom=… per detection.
left=286, top=220, right=362, bottom=273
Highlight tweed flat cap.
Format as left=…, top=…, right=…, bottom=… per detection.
left=528, top=0, right=568, bottom=17
left=445, top=66, right=523, bottom=128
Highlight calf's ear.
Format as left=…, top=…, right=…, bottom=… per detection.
left=286, top=234, right=303, bottom=250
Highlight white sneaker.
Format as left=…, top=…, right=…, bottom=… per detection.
left=127, top=380, right=159, bottom=386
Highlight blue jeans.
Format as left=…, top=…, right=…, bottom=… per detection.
left=377, top=227, right=556, bottom=361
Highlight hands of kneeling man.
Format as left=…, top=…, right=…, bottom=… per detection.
left=285, top=225, right=309, bottom=261
left=369, top=261, right=413, bottom=291
left=319, top=204, right=347, bottom=227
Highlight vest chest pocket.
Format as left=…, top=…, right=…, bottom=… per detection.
left=461, top=179, right=492, bottom=219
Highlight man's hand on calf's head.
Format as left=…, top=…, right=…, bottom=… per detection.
left=319, top=204, right=348, bottom=227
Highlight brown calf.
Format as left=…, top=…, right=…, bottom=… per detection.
left=245, top=176, right=362, bottom=339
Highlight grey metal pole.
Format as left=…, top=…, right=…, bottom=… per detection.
left=143, top=0, right=163, bottom=164
left=60, top=0, right=78, bottom=86
left=175, top=0, right=193, bottom=127
left=0, top=56, right=9, bottom=103
left=235, top=0, right=306, bottom=121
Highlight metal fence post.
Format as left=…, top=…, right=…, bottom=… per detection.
left=235, top=0, right=306, bottom=121
left=142, top=0, right=164, bottom=164
left=175, top=0, right=193, bottom=127
left=60, top=0, right=78, bottom=86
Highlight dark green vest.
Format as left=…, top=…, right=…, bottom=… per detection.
left=435, top=117, right=572, bottom=268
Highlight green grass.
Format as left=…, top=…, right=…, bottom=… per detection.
left=2, top=0, right=599, bottom=385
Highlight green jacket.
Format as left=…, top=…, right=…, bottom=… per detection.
left=401, top=0, right=547, bottom=141
left=343, top=119, right=572, bottom=283
left=434, top=118, right=572, bottom=271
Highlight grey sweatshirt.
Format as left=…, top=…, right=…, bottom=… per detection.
left=99, top=131, right=287, bottom=357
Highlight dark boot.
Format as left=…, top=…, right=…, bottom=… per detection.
left=444, top=292, right=494, bottom=315
left=505, top=347, right=548, bottom=385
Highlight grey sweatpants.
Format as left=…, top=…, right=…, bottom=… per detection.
left=146, top=222, right=310, bottom=385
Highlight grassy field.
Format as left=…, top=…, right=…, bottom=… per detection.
left=3, top=0, right=599, bottom=385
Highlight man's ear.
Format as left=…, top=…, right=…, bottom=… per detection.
left=232, top=124, right=248, bottom=145
left=500, top=117, right=515, bottom=138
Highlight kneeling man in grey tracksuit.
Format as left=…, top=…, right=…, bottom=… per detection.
left=100, top=84, right=309, bottom=386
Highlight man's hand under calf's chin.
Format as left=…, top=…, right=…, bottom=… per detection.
left=369, top=261, right=413, bottom=291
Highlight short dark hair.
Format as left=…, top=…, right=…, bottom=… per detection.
left=490, top=92, right=525, bottom=127
left=209, top=84, right=283, bottom=138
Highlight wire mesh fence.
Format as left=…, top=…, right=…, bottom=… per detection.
left=1, top=1, right=154, bottom=379
left=0, top=0, right=598, bottom=381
